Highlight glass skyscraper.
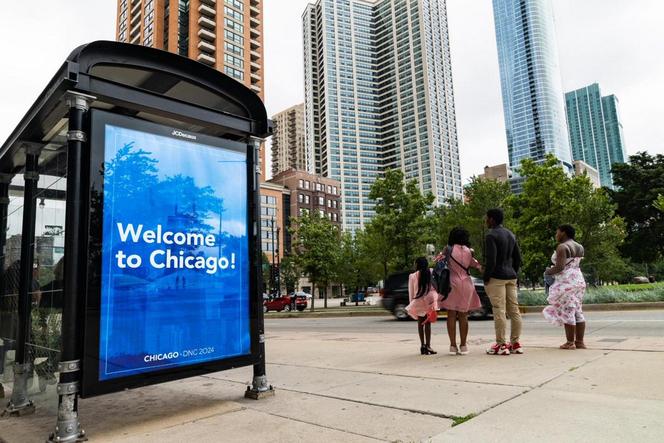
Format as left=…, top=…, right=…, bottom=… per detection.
left=493, top=0, right=572, bottom=176
left=303, top=0, right=462, bottom=232
left=565, top=83, right=627, bottom=188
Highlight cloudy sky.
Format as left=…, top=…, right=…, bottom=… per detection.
left=1, top=0, right=662, bottom=181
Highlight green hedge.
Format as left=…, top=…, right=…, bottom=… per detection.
left=519, top=284, right=664, bottom=306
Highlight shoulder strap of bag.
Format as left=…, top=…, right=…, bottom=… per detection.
left=448, top=246, right=471, bottom=274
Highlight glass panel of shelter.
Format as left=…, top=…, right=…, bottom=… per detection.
left=0, top=127, right=68, bottom=400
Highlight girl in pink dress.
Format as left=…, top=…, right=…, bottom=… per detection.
left=437, top=228, right=483, bottom=355
left=406, top=257, right=439, bottom=355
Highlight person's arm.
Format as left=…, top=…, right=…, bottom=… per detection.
left=512, top=238, right=522, bottom=275
left=467, top=247, right=482, bottom=270
left=483, top=235, right=496, bottom=283
left=545, top=244, right=568, bottom=276
left=408, top=273, right=417, bottom=302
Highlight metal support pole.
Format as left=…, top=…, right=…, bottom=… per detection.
left=0, top=174, right=11, bottom=398
left=271, top=216, right=275, bottom=295
left=3, top=145, right=40, bottom=417
left=246, top=138, right=274, bottom=400
left=276, top=227, right=281, bottom=296
left=47, top=92, right=94, bottom=443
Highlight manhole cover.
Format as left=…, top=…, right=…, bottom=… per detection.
left=598, top=338, right=626, bottom=343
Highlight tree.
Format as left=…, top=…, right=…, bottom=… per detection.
left=655, top=194, right=664, bottom=213
left=261, top=252, right=271, bottom=294
left=336, top=232, right=380, bottom=298
left=511, top=156, right=627, bottom=286
left=368, top=169, right=435, bottom=272
left=610, top=152, right=664, bottom=263
left=280, top=255, right=300, bottom=293
left=436, top=178, right=512, bottom=262
left=290, top=212, right=340, bottom=310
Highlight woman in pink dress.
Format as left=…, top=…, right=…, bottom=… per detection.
left=438, top=228, right=483, bottom=355
left=406, top=257, right=439, bottom=355
left=543, top=225, right=587, bottom=350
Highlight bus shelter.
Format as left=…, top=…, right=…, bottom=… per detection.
left=0, top=41, right=272, bottom=442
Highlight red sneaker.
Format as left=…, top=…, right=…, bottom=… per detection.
left=510, top=342, right=524, bottom=354
left=486, top=343, right=510, bottom=355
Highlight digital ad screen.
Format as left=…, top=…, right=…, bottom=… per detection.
left=98, top=119, right=251, bottom=381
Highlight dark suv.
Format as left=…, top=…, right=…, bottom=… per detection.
left=381, top=271, right=493, bottom=320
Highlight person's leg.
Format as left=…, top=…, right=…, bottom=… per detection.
left=486, top=279, right=507, bottom=345
left=505, top=279, right=522, bottom=344
left=417, top=317, right=425, bottom=347
left=575, top=323, right=586, bottom=348
left=446, top=310, right=458, bottom=347
left=458, top=312, right=469, bottom=347
left=425, top=322, right=434, bottom=352
left=561, top=324, right=576, bottom=349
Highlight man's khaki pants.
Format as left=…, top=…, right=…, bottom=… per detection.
left=485, top=279, right=522, bottom=345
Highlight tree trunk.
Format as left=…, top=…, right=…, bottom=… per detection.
left=324, top=284, right=328, bottom=309
left=310, top=280, right=316, bottom=312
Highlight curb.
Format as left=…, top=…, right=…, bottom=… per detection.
left=266, top=309, right=389, bottom=319
left=520, top=302, right=664, bottom=314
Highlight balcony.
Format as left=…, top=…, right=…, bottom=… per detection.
left=130, top=11, right=141, bottom=27
left=198, top=16, right=216, bottom=30
left=251, top=84, right=262, bottom=94
left=250, top=39, right=261, bottom=51
left=130, top=21, right=141, bottom=38
left=198, top=28, right=216, bottom=42
left=250, top=72, right=261, bottom=82
left=250, top=26, right=261, bottom=39
left=250, top=16, right=261, bottom=27
left=130, top=32, right=141, bottom=45
left=250, top=61, right=261, bottom=72
left=130, top=0, right=141, bottom=16
left=250, top=5, right=260, bottom=17
left=198, top=40, right=216, bottom=54
left=198, top=3, right=216, bottom=18
left=197, top=53, right=216, bottom=66
left=250, top=50, right=261, bottom=61
left=200, top=0, right=216, bottom=6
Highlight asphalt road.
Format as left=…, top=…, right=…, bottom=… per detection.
left=266, top=310, right=664, bottom=337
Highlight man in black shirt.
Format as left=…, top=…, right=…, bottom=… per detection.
left=483, top=209, right=523, bottom=356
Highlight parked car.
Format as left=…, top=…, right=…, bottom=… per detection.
left=292, top=291, right=312, bottom=300
left=264, top=294, right=307, bottom=313
left=380, top=271, right=493, bottom=320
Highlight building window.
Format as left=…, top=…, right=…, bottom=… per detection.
left=318, top=197, right=324, bottom=205
left=224, top=41, right=244, bottom=57
left=224, top=53, right=244, bottom=69
left=304, top=195, right=310, bottom=204
left=178, top=0, right=190, bottom=56
left=225, top=0, right=244, bottom=11
left=319, top=210, right=325, bottom=217
left=224, top=29, right=244, bottom=45
left=333, top=186, right=338, bottom=195
left=304, top=181, right=310, bottom=190
left=298, top=179, right=304, bottom=188
left=298, top=194, right=304, bottom=203
left=224, top=66, right=244, bottom=80
left=327, top=185, right=332, bottom=193
left=315, top=183, right=321, bottom=191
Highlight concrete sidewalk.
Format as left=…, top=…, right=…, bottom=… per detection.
left=2, top=328, right=663, bottom=442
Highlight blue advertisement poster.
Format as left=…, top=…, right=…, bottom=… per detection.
left=99, top=123, right=250, bottom=381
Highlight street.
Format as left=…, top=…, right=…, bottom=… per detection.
left=266, top=310, right=664, bottom=338
left=2, top=309, right=663, bottom=442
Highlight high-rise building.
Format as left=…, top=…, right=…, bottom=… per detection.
left=116, top=0, right=266, bottom=174
left=565, top=83, right=627, bottom=188
left=271, top=104, right=308, bottom=177
left=573, top=160, right=601, bottom=189
left=493, top=0, right=572, bottom=176
left=303, top=0, right=463, bottom=232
